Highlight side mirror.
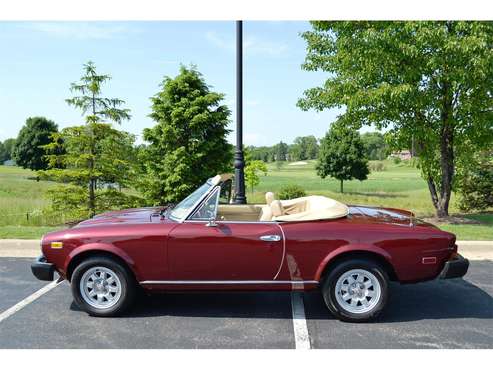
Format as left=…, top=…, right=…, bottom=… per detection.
left=205, top=217, right=217, bottom=227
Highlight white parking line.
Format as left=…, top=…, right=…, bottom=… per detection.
left=291, top=292, right=311, bottom=349
left=0, top=280, right=61, bottom=324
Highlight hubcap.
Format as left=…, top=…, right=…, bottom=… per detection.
left=80, top=267, right=122, bottom=309
left=335, top=269, right=381, bottom=314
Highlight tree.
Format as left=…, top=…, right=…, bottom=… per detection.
left=299, top=21, right=493, bottom=217
left=245, top=160, right=268, bottom=194
left=316, top=122, right=369, bottom=193
left=40, top=61, right=136, bottom=219
left=361, top=132, right=388, bottom=160
left=290, top=135, right=319, bottom=161
left=0, top=138, right=16, bottom=163
left=139, top=65, right=232, bottom=204
left=0, top=141, right=7, bottom=163
left=456, top=150, right=493, bottom=211
left=248, top=145, right=271, bottom=162
left=273, top=141, right=289, bottom=161
left=41, top=124, right=140, bottom=220
left=12, top=117, right=59, bottom=171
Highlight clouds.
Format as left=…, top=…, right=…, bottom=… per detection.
left=205, top=31, right=288, bottom=57
left=22, top=22, right=134, bottom=40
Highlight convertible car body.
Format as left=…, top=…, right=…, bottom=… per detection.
left=32, top=174, right=469, bottom=322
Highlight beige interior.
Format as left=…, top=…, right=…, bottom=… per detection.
left=216, top=194, right=348, bottom=223
left=217, top=204, right=263, bottom=221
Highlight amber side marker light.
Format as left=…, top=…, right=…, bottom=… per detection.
left=422, top=257, right=437, bottom=265
left=50, top=242, right=63, bottom=249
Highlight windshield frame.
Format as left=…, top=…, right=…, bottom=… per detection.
left=168, top=179, right=216, bottom=222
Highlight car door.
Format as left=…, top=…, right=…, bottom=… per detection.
left=167, top=188, right=284, bottom=281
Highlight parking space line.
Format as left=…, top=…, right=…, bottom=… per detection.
left=0, top=280, right=62, bottom=324
left=291, top=292, right=311, bottom=349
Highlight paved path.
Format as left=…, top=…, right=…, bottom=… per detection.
left=1, top=239, right=491, bottom=259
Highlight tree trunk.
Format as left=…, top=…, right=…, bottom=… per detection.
left=340, top=179, right=344, bottom=193
left=425, top=80, right=455, bottom=219
left=437, top=80, right=454, bottom=218
left=88, top=177, right=95, bottom=218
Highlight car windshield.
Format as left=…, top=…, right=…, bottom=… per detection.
left=169, top=182, right=212, bottom=221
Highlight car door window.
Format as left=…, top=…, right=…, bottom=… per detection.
left=190, top=187, right=219, bottom=220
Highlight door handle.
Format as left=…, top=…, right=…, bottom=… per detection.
left=260, top=235, right=281, bottom=242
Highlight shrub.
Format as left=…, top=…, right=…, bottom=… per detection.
left=457, top=152, right=493, bottom=212
left=278, top=184, right=307, bottom=200
left=392, top=157, right=402, bottom=165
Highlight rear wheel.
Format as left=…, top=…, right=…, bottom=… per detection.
left=71, top=256, right=136, bottom=317
left=322, top=258, right=389, bottom=322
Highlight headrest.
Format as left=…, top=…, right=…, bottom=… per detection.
left=270, top=200, right=284, bottom=217
left=259, top=206, right=273, bottom=221
left=265, top=192, right=275, bottom=205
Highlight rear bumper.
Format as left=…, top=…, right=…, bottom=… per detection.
left=31, top=255, right=55, bottom=281
left=439, top=254, right=469, bottom=279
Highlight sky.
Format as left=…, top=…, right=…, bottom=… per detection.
left=0, top=21, right=346, bottom=146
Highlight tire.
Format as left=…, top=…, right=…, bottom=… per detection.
left=71, top=256, right=136, bottom=317
left=321, top=258, right=389, bottom=323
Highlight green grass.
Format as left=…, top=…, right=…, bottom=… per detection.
left=0, top=163, right=491, bottom=240
left=0, top=226, right=61, bottom=239
left=250, top=160, right=458, bottom=217
left=439, top=224, right=493, bottom=241
left=0, top=165, right=60, bottom=227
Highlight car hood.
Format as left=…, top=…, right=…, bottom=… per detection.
left=348, top=205, right=427, bottom=226
left=75, top=206, right=169, bottom=227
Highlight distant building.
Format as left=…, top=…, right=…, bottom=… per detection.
left=389, top=150, right=412, bottom=161
left=2, top=159, right=15, bottom=166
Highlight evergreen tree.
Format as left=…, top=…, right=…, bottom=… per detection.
left=139, top=66, right=232, bottom=204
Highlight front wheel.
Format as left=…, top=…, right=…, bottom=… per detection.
left=322, top=258, right=389, bottom=322
left=71, top=256, right=136, bottom=317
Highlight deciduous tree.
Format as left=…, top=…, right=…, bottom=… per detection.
left=361, top=132, right=388, bottom=160
left=0, top=138, right=16, bottom=163
left=316, top=122, right=369, bottom=193
left=12, top=117, right=60, bottom=171
left=299, top=21, right=493, bottom=217
left=245, top=160, right=268, bottom=194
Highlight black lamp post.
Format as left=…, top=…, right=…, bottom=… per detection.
left=233, top=20, right=247, bottom=204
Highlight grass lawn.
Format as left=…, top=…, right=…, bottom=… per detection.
left=0, top=226, right=62, bottom=239
left=0, top=165, right=59, bottom=226
left=0, top=163, right=491, bottom=240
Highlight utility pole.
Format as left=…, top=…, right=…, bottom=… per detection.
left=233, top=20, right=247, bottom=204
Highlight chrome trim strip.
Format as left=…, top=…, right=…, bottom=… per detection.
left=183, top=219, right=277, bottom=224
left=140, top=280, right=318, bottom=285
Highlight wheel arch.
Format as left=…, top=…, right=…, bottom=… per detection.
left=64, top=244, right=139, bottom=282
left=315, top=245, right=399, bottom=282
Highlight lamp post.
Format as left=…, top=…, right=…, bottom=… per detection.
left=233, top=20, right=247, bottom=204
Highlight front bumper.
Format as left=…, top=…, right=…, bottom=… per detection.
left=31, top=255, right=55, bottom=281
left=439, top=253, right=469, bottom=279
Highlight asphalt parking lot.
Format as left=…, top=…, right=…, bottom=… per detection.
left=0, top=257, right=492, bottom=349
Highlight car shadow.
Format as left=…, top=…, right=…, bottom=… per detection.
left=69, top=278, right=492, bottom=322
left=305, top=279, right=493, bottom=323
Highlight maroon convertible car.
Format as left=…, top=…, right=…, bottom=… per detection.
left=32, top=174, right=468, bottom=322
